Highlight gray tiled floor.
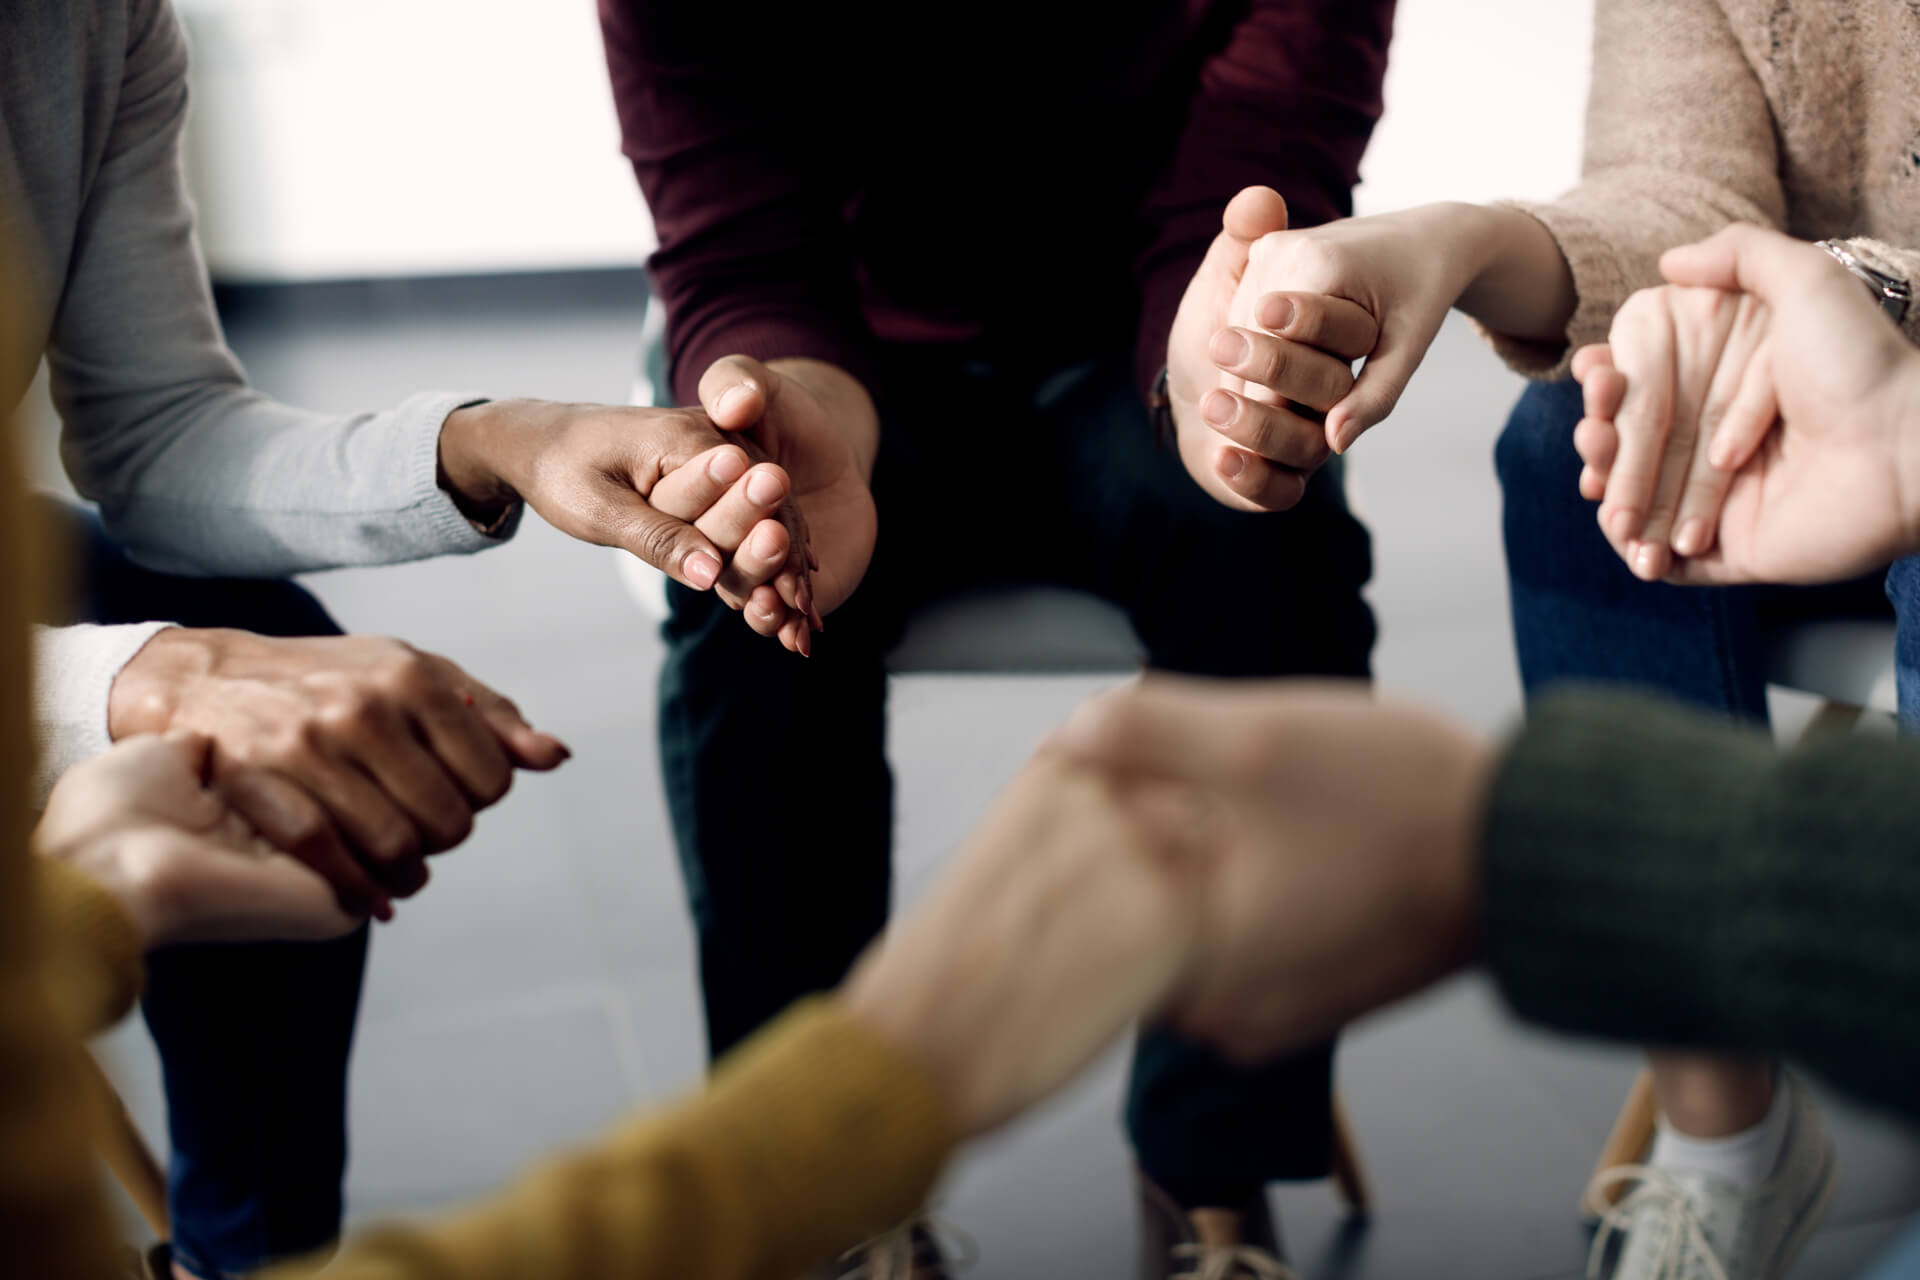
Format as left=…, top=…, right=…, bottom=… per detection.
left=48, top=283, right=1919, bottom=1277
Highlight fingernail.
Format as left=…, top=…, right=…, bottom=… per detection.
left=1209, top=329, right=1251, bottom=367
left=798, top=626, right=813, bottom=658
left=708, top=449, right=747, bottom=484
left=461, top=692, right=476, bottom=707
left=686, top=551, right=720, bottom=589
left=1259, top=297, right=1295, bottom=332
left=753, top=523, right=783, bottom=560
left=717, top=384, right=755, bottom=420
left=1674, top=518, right=1705, bottom=556
left=1634, top=543, right=1660, bottom=578
left=1202, top=390, right=1237, bottom=427
left=1220, top=450, right=1246, bottom=480
left=746, top=469, right=784, bottom=506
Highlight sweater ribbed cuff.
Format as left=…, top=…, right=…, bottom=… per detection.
left=403, top=391, right=523, bottom=554
left=30, top=621, right=175, bottom=807
left=1472, top=201, right=1631, bottom=382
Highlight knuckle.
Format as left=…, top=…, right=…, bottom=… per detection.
left=366, top=820, right=420, bottom=863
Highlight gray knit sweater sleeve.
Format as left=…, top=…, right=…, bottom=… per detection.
left=1484, top=692, right=1920, bottom=1124
left=39, top=0, right=515, bottom=578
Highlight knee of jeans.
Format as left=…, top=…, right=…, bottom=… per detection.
left=1493, top=379, right=1586, bottom=497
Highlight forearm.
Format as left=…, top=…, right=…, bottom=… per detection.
left=280, top=1000, right=953, bottom=1280
left=1483, top=692, right=1920, bottom=1124
left=80, top=387, right=512, bottom=578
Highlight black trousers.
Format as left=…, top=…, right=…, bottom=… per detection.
left=657, top=347, right=1376, bottom=1201
left=39, top=501, right=367, bottom=1279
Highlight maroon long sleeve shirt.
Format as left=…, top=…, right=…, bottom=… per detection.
left=600, top=0, right=1395, bottom=408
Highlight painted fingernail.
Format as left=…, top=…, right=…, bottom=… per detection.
left=708, top=449, right=747, bottom=484
left=686, top=551, right=720, bottom=589
left=461, top=692, right=476, bottom=707
left=717, top=384, right=755, bottom=420
left=753, top=523, right=783, bottom=560
left=1209, top=329, right=1251, bottom=367
left=1202, top=390, right=1237, bottom=427
left=1259, top=297, right=1295, bottom=332
left=746, top=468, right=784, bottom=506
left=1220, top=449, right=1246, bottom=480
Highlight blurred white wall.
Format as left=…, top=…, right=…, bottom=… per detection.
left=177, top=0, right=655, bottom=280
left=176, top=0, right=1594, bottom=281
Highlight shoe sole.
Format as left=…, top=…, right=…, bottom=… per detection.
left=1764, top=1136, right=1838, bottom=1280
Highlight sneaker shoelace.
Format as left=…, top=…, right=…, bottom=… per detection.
left=1170, top=1242, right=1300, bottom=1280
left=834, top=1213, right=977, bottom=1280
left=1585, top=1165, right=1730, bottom=1280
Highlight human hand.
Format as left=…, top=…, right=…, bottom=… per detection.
left=1055, top=677, right=1492, bottom=1064
left=1573, top=226, right=1920, bottom=586
left=438, top=398, right=817, bottom=648
left=1180, top=200, right=1497, bottom=513
left=1572, top=283, right=1771, bottom=581
left=840, top=754, right=1204, bottom=1136
left=34, top=734, right=361, bottom=947
left=107, top=629, right=568, bottom=918
left=693, top=356, right=879, bottom=632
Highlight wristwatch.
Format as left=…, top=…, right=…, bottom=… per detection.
left=1816, top=240, right=1913, bottom=324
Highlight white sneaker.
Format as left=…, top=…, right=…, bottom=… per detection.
left=1586, top=1075, right=1837, bottom=1280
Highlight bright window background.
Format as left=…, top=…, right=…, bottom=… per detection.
left=175, top=0, right=1593, bottom=282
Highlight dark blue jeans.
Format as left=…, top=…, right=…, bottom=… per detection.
left=39, top=503, right=366, bottom=1280
left=659, top=347, right=1378, bottom=1204
left=1496, top=379, right=1918, bottom=728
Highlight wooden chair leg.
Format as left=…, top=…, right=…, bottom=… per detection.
left=1586, top=1067, right=1658, bottom=1214
left=82, top=1052, right=169, bottom=1240
left=1329, top=1092, right=1372, bottom=1216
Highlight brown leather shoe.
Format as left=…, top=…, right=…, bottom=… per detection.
left=1137, top=1173, right=1298, bottom=1280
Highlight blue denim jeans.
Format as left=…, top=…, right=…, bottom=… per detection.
left=1496, top=379, right=1919, bottom=729
left=1864, top=1218, right=1920, bottom=1279
left=40, top=502, right=366, bottom=1279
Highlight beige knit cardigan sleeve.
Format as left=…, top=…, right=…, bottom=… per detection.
left=1482, top=0, right=1920, bottom=378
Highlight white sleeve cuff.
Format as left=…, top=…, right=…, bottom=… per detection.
left=31, top=621, right=176, bottom=807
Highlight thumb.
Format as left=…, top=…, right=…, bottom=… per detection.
left=699, top=354, right=783, bottom=432
left=1053, top=678, right=1250, bottom=786
left=1222, top=186, right=1290, bottom=246
left=1658, top=225, right=1828, bottom=305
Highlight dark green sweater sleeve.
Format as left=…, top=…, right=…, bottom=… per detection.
left=1483, top=691, right=1920, bottom=1124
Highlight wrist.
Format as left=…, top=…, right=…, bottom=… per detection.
left=437, top=401, right=524, bottom=525
left=106, top=627, right=219, bottom=740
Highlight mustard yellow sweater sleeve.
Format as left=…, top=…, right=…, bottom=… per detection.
left=274, top=998, right=957, bottom=1280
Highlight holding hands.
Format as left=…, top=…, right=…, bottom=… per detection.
left=35, top=734, right=362, bottom=947
left=1574, top=226, right=1920, bottom=586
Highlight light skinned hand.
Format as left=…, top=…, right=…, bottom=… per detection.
left=1574, top=225, right=1920, bottom=586
left=1167, top=187, right=1322, bottom=511
left=108, top=629, right=569, bottom=919
left=1202, top=200, right=1494, bottom=472
left=695, top=355, right=879, bottom=645
left=1575, top=284, right=1772, bottom=581
left=840, top=754, right=1206, bottom=1136
left=1053, top=676, right=1492, bottom=1064
left=34, top=734, right=361, bottom=947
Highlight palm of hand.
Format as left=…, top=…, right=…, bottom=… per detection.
left=738, top=379, right=876, bottom=617
left=1701, top=340, right=1912, bottom=584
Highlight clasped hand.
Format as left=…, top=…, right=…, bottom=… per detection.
left=1572, top=225, right=1920, bottom=586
